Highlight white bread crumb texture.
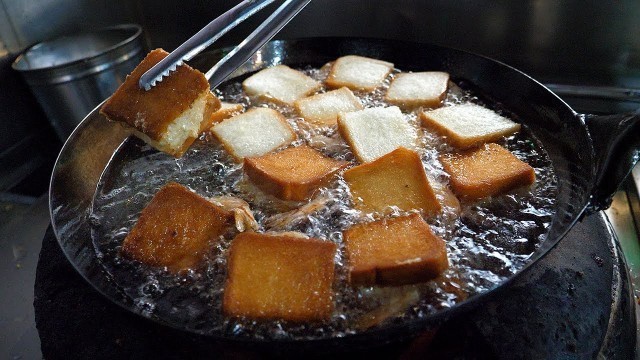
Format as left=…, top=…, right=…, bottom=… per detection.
left=212, top=61, right=520, bottom=164
left=242, top=65, right=320, bottom=105
left=338, top=106, right=417, bottom=163
left=294, top=87, right=363, bottom=126
left=423, top=103, right=520, bottom=138
left=386, top=72, right=449, bottom=101
left=212, top=108, right=295, bottom=159
left=161, top=91, right=209, bottom=145
left=328, top=55, right=394, bottom=90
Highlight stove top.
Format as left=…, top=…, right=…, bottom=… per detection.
left=33, top=211, right=636, bottom=358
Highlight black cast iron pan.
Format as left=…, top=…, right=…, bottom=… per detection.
left=49, top=37, right=640, bottom=349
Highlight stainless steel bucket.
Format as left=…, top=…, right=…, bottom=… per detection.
left=12, top=24, right=145, bottom=140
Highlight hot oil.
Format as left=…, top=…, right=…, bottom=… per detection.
left=91, top=65, right=557, bottom=339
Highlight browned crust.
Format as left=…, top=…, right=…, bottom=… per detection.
left=343, top=213, right=449, bottom=287
left=121, top=182, right=234, bottom=273
left=100, top=48, right=212, bottom=141
left=244, top=145, right=348, bottom=201
left=440, top=143, right=536, bottom=200
left=223, top=232, right=337, bottom=322
left=343, top=147, right=442, bottom=216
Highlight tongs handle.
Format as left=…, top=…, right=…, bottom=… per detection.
left=205, top=0, right=311, bottom=89
left=139, top=0, right=311, bottom=91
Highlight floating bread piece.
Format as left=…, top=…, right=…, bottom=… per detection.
left=122, top=182, right=234, bottom=273
left=244, top=145, right=348, bottom=201
left=100, top=48, right=220, bottom=157
left=337, top=106, right=417, bottom=163
left=293, top=87, right=363, bottom=127
left=385, top=72, right=449, bottom=109
left=326, top=55, right=394, bottom=91
left=344, top=147, right=441, bottom=216
left=223, top=232, right=337, bottom=322
left=420, top=103, right=521, bottom=149
left=343, top=213, right=449, bottom=286
left=209, top=101, right=244, bottom=125
left=440, top=143, right=536, bottom=200
left=242, top=65, right=321, bottom=105
left=211, top=107, right=296, bottom=160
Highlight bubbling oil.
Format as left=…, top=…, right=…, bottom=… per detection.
left=90, top=65, right=557, bottom=339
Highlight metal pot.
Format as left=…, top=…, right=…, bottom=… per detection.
left=12, top=24, right=145, bottom=140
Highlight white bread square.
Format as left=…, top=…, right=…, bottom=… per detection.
left=242, top=65, right=321, bottom=105
left=211, top=107, right=296, bottom=160
left=420, top=103, right=521, bottom=149
left=337, top=106, right=417, bottom=163
left=326, top=55, right=394, bottom=91
left=293, top=87, right=363, bottom=127
left=385, top=72, right=450, bottom=109
left=130, top=91, right=217, bottom=157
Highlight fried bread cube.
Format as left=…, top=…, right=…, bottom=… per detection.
left=440, top=143, right=536, bottom=200
left=326, top=55, right=394, bottom=91
left=209, top=101, right=244, bottom=125
left=101, top=49, right=220, bottom=158
left=337, top=106, right=417, bottom=163
left=343, top=147, right=441, bottom=216
left=223, top=232, right=337, bottom=322
left=343, top=213, right=449, bottom=286
left=420, top=103, right=521, bottom=149
left=293, top=87, right=363, bottom=127
left=244, top=145, right=348, bottom=201
left=385, top=72, right=449, bottom=109
left=211, top=107, right=296, bottom=160
left=242, top=65, right=321, bottom=105
left=122, top=182, right=234, bottom=273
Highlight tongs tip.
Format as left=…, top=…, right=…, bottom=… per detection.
left=139, top=59, right=184, bottom=91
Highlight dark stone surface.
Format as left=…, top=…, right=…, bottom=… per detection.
left=35, top=212, right=636, bottom=359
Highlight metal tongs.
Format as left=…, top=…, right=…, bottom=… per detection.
left=138, top=0, right=311, bottom=91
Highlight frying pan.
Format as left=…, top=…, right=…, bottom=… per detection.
left=49, top=37, right=640, bottom=348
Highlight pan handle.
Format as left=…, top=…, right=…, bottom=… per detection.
left=584, top=109, right=640, bottom=212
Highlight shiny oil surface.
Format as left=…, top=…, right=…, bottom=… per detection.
left=90, top=64, right=557, bottom=339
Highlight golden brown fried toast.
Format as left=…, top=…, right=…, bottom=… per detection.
left=440, top=143, right=536, bottom=200
left=223, top=232, right=337, bottom=322
left=420, top=103, right=520, bottom=149
left=343, top=147, right=441, bottom=216
left=100, top=49, right=220, bottom=157
left=385, top=72, right=449, bottom=109
left=244, top=145, right=348, bottom=201
left=343, top=213, right=449, bottom=286
left=122, top=182, right=234, bottom=273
